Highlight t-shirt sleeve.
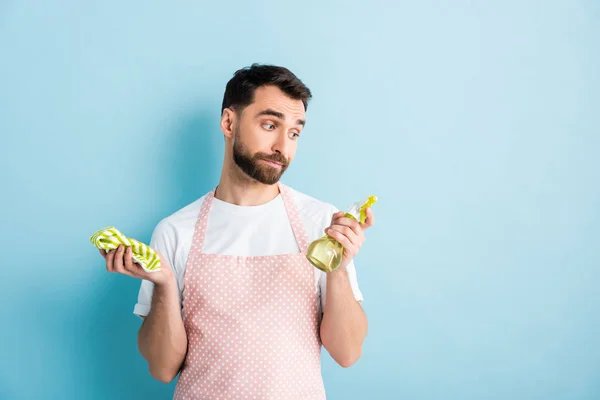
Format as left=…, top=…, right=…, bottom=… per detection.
left=133, top=219, right=181, bottom=319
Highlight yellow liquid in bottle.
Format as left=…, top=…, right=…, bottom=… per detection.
left=306, top=235, right=345, bottom=273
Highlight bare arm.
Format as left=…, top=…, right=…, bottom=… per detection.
left=318, top=208, right=374, bottom=367
left=138, top=274, right=188, bottom=383
left=320, top=267, right=368, bottom=367
left=101, top=244, right=187, bottom=383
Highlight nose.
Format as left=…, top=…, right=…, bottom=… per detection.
left=271, top=130, right=290, bottom=157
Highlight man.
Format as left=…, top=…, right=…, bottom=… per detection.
left=100, top=63, right=375, bottom=399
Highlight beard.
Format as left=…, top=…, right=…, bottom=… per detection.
left=232, top=128, right=289, bottom=185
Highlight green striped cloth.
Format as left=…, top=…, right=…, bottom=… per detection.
left=89, top=226, right=161, bottom=272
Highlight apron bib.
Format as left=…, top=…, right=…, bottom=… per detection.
left=173, top=182, right=326, bottom=399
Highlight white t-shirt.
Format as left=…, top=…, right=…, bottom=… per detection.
left=133, top=186, right=364, bottom=319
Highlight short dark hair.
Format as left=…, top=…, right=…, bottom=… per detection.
left=221, top=63, right=312, bottom=115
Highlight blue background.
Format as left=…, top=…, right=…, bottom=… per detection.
left=1, top=1, right=599, bottom=399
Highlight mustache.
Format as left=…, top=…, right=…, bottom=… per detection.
left=256, top=153, right=289, bottom=166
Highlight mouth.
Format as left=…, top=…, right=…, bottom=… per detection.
left=260, top=159, right=285, bottom=168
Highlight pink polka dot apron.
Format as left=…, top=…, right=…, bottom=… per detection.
left=173, top=182, right=326, bottom=399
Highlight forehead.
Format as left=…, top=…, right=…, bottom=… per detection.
left=245, top=85, right=306, bottom=120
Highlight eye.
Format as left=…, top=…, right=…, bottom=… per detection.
left=262, top=123, right=275, bottom=131
left=288, top=131, right=300, bottom=140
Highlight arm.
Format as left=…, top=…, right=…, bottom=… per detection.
left=318, top=207, right=374, bottom=368
left=102, top=244, right=187, bottom=383
left=320, top=267, right=368, bottom=367
left=137, top=273, right=188, bottom=383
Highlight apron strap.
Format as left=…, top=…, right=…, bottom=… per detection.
left=277, top=182, right=310, bottom=254
left=193, top=188, right=216, bottom=253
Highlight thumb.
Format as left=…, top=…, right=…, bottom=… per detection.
left=360, top=208, right=375, bottom=230
left=155, top=250, right=172, bottom=270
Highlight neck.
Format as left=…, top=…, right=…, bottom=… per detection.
left=215, top=161, right=280, bottom=206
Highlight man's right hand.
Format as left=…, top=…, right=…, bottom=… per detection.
left=100, top=243, right=174, bottom=287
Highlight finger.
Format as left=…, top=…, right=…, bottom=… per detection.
left=112, top=245, right=128, bottom=275
left=328, top=224, right=361, bottom=246
left=105, top=248, right=116, bottom=272
left=326, top=228, right=357, bottom=255
left=99, top=249, right=107, bottom=259
left=331, top=211, right=344, bottom=223
left=328, top=225, right=361, bottom=249
left=330, top=217, right=362, bottom=237
left=360, top=208, right=375, bottom=230
left=123, top=246, right=140, bottom=276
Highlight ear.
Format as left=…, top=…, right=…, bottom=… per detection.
left=220, top=108, right=236, bottom=139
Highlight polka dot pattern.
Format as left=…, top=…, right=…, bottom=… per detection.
left=173, top=183, right=326, bottom=399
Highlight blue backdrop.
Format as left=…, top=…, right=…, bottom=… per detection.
left=1, top=1, right=599, bottom=399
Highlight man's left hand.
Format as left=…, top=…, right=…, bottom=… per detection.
left=324, top=208, right=375, bottom=271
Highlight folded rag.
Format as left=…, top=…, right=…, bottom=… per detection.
left=89, top=226, right=161, bottom=272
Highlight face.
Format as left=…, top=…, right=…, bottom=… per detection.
left=229, top=85, right=306, bottom=185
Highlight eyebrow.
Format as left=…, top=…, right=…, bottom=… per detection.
left=256, top=108, right=305, bottom=127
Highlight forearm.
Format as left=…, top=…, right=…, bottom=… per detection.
left=319, top=266, right=368, bottom=367
left=138, top=277, right=188, bottom=383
